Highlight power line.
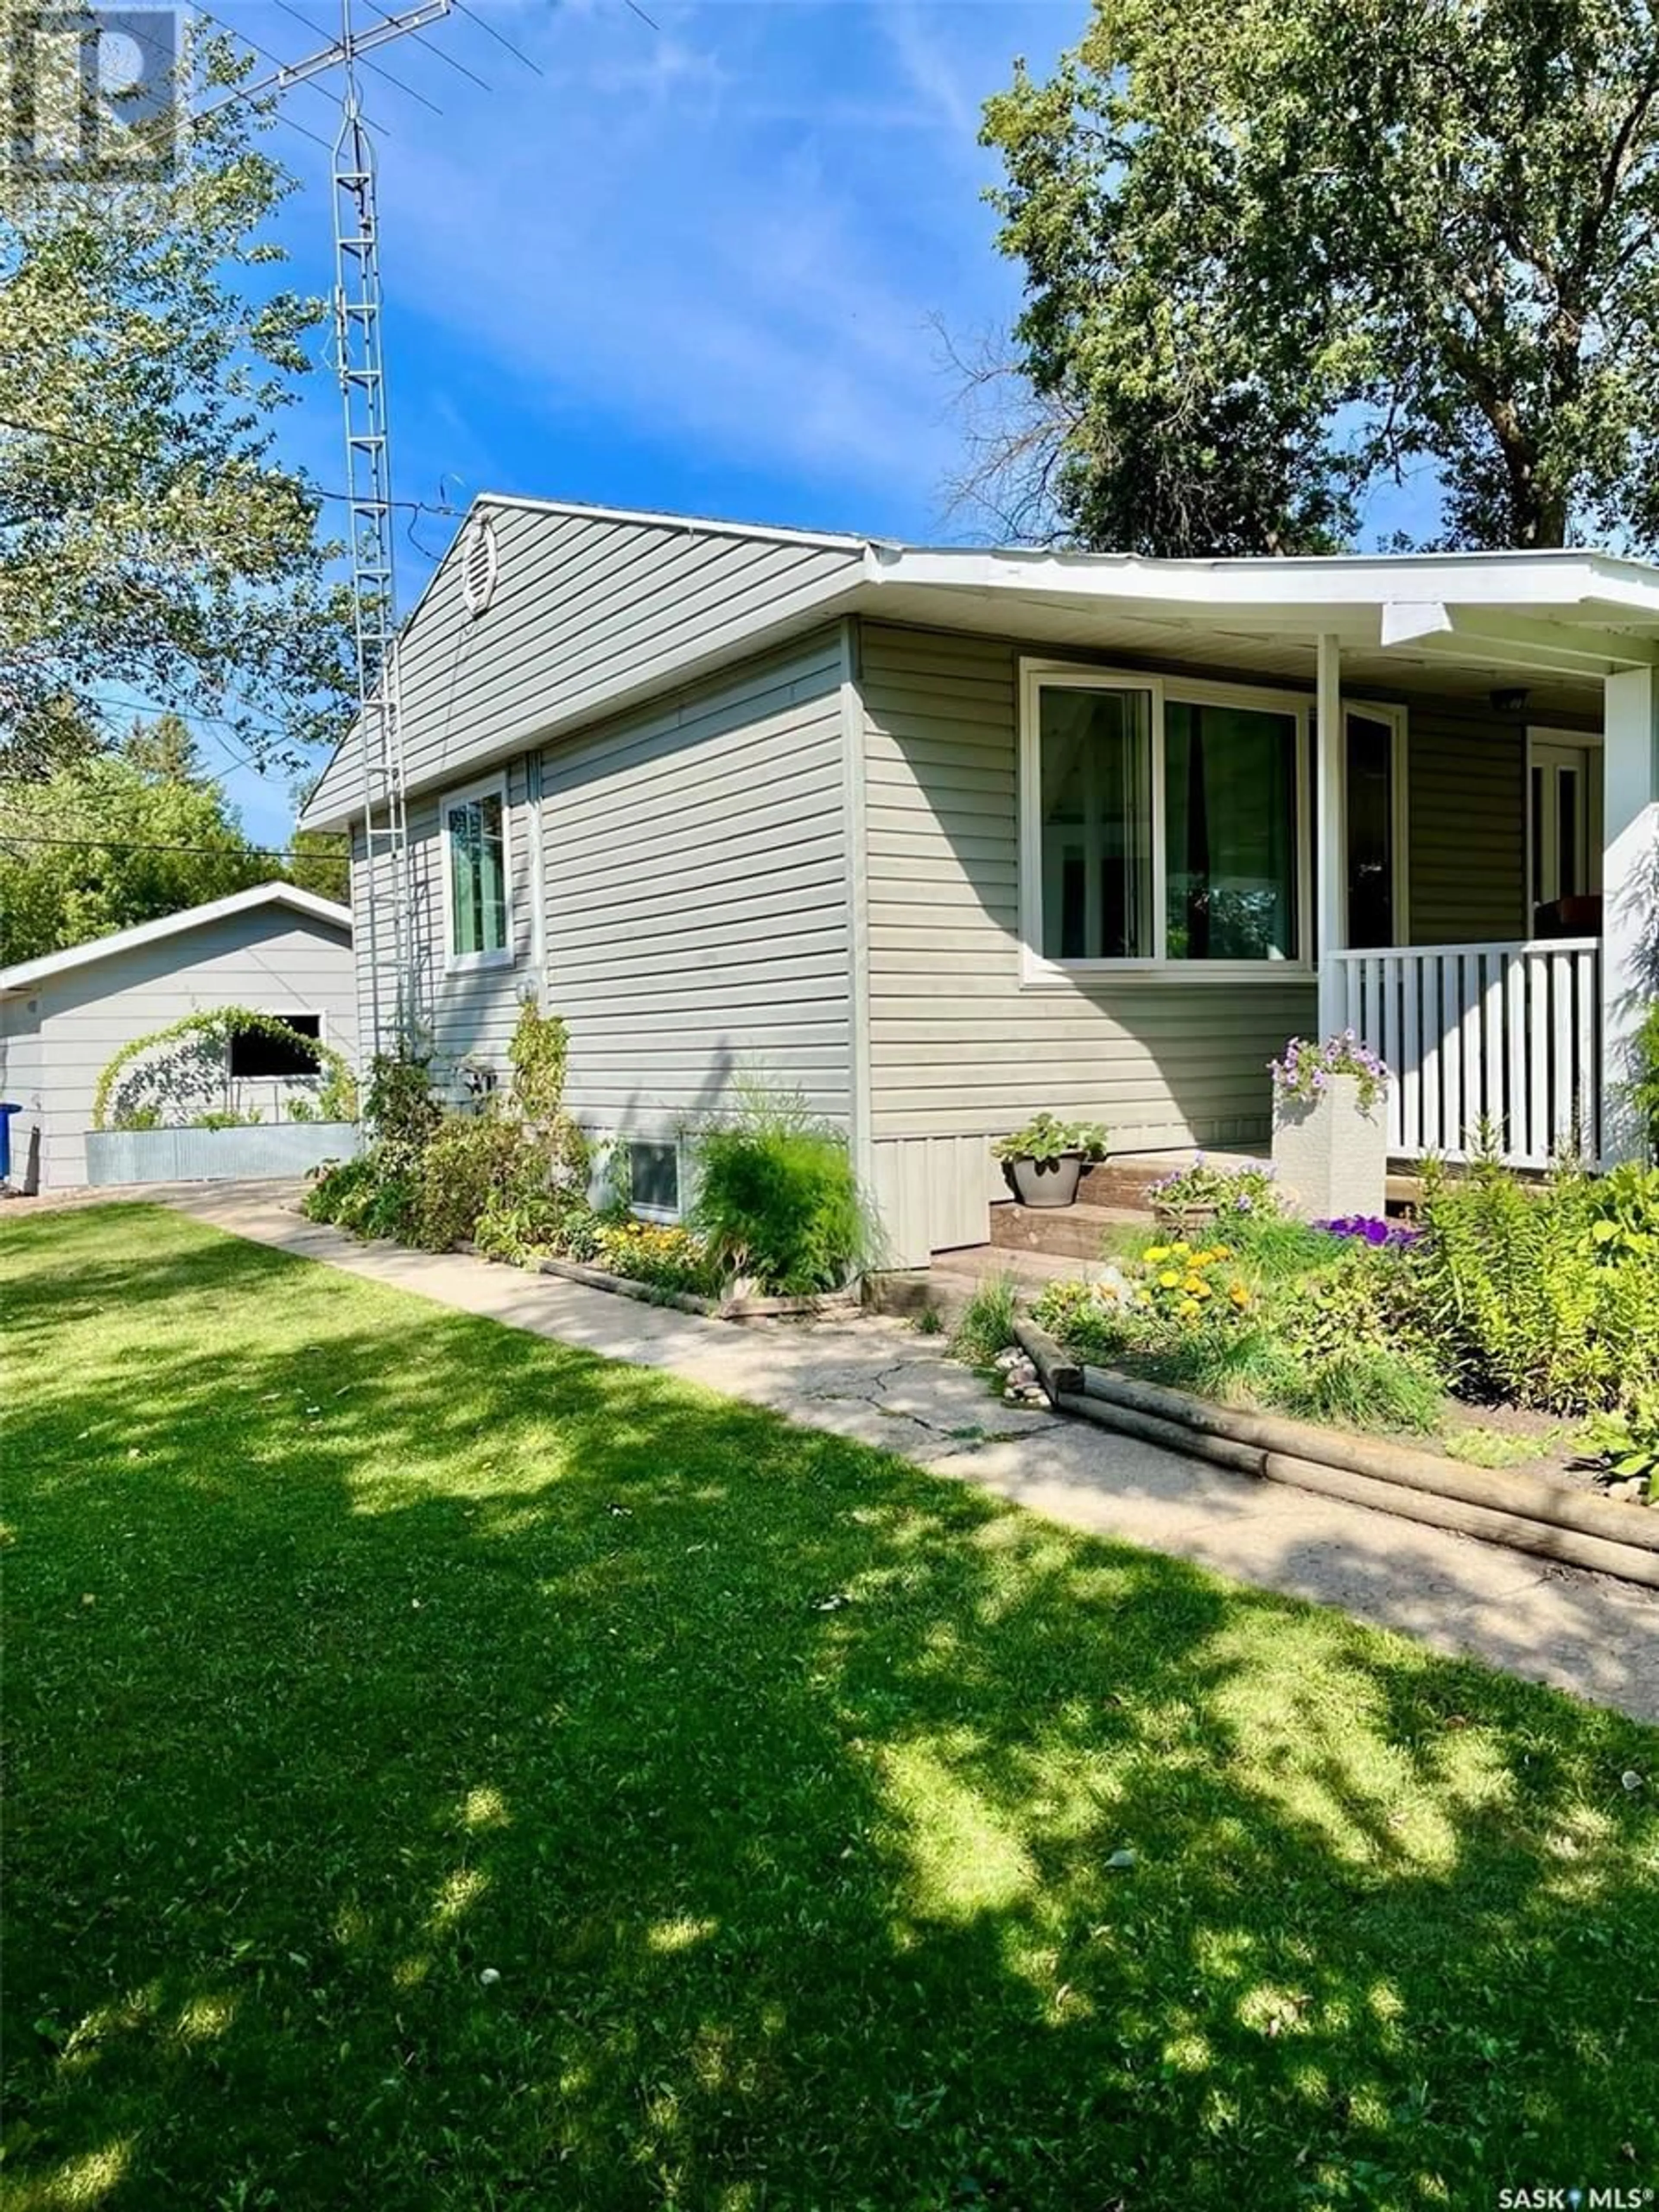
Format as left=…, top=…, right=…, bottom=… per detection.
left=99, top=690, right=300, bottom=746
left=620, top=0, right=661, bottom=32
left=271, top=0, right=443, bottom=116
left=0, top=413, right=462, bottom=521
left=453, top=0, right=542, bottom=76
left=0, top=832, right=337, bottom=861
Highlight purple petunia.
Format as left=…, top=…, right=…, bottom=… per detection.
left=1316, top=1214, right=1422, bottom=1248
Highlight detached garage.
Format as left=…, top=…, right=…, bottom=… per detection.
left=0, top=883, right=356, bottom=1190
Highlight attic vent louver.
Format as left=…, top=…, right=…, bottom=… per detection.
left=459, top=517, right=499, bottom=617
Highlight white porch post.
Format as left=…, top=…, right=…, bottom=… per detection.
left=1316, top=631, right=1345, bottom=1037
left=1601, top=664, right=1659, bottom=1163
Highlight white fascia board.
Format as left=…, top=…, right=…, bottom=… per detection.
left=0, top=882, right=351, bottom=992
left=865, top=543, right=1659, bottom=622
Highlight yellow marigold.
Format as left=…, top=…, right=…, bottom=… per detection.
left=1143, top=1245, right=1169, bottom=1262
left=1212, top=1244, right=1233, bottom=1260
left=1159, top=1269, right=1181, bottom=1288
left=1228, top=1282, right=1251, bottom=1308
left=1178, top=1297, right=1201, bottom=1318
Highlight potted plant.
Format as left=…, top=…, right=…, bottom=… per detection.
left=1269, top=1034, right=1391, bottom=1222
left=992, top=1113, right=1109, bottom=1209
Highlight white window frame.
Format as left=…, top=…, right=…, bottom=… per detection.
left=1342, top=698, right=1411, bottom=949
left=439, top=772, right=513, bottom=974
left=1019, top=660, right=1314, bottom=985
left=1526, top=726, right=1604, bottom=911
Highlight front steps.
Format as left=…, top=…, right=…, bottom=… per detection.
left=989, top=1198, right=1144, bottom=1263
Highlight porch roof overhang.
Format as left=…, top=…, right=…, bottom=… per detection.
left=854, top=543, right=1659, bottom=718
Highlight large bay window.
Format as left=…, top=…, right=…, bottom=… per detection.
left=1022, top=665, right=1310, bottom=976
left=442, top=777, right=510, bottom=967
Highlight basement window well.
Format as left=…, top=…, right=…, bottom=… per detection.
left=626, top=1140, right=680, bottom=1218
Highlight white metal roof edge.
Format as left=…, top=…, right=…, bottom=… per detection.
left=863, top=543, right=1659, bottom=617
left=473, top=491, right=880, bottom=555
left=0, top=881, right=352, bottom=994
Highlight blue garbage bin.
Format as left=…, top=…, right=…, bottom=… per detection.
left=0, top=1103, right=20, bottom=1183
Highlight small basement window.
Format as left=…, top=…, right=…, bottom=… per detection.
left=627, top=1139, right=680, bottom=1217
left=229, top=1014, right=322, bottom=1080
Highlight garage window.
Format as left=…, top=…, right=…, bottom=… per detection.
left=228, top=1014, right=323, bottom=1080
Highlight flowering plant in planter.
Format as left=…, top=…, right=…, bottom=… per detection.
left=1270, top=1033, right=1391, bottom=1222
left=1147, top=1156, right=1282, bottom=1220
left=1270, top=1033, right=1391, bottom=1113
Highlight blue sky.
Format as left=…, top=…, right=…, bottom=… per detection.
left=203, top=0, right=1074, bottom=844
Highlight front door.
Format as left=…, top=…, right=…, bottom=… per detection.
left=1529, top=736, right=1603, bottom=918
left=1344, top=706, right=1404, bottom=949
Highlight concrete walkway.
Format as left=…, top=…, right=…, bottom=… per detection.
left=165, top=1182, right=1659, bottom=1726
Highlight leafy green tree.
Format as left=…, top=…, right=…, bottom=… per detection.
left=284, top=826, right=350, bottom=907
left=122, top=710, right=205, bottom=785
left=0, top=753, right=267, bottom=963
left=0, top=6, right=354, bottom=776
left=979, top=0, right=1659, bottom=553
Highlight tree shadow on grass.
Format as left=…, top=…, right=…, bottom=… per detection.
left=4, top=1206, right=1657, bottom=2211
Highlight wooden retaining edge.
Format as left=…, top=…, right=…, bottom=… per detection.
left=452, top=1246, right=860, bottom=1324
left=1013, top=1316, right=1084, bottom=1402
left=1079, top=1363, right=1659, bottom=1557
left=1058, top=1392, right=1659, bottom=1589
left=533, top=1256, right=859, bottom=1323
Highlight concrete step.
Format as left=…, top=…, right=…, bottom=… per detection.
left=1078, top=1162, right=1163, bottom=1208
left=989, top=1198, right=1145, bottom=1263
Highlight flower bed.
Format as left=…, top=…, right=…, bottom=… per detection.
left=1028, top=1155, right=1659, bottom=1507
left=301, top=1008, right=873, bottom=1315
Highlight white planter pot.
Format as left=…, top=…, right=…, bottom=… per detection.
left=1271, top=1074, right=1386, bottom=1222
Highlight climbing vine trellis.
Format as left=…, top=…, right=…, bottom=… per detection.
left=92, top=1009, right=358, bottom=1132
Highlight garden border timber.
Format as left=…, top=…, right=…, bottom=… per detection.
left=451, top=1239, right=862, bottom=1323
left=1011, top=1320, right=1659, bottom=1591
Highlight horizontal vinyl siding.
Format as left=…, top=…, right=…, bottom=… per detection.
left=308, top=511, right=862, bottom=825
left=351, top=755, right=539, bottom=1081
left=26, top=914, right=356, bottom=1188
left=1408, top=709, right=1527, bottom=945
left=859, top=623, right=1314, bottom=1259
left=543, top=632, right=853, bottom=1136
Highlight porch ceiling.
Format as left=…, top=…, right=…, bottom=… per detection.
left=855, top=581, right=1645, bottom=721
left=857, top=545, right=1659, bottom=723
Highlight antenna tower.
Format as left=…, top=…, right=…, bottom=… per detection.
left=204, top=1, right=456, bottom=1056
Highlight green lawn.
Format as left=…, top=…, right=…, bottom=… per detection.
left=5, top=1206, right=1657, bottom=2212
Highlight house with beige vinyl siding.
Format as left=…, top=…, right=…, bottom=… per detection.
left=300, top=498, right=1659, bottom=1269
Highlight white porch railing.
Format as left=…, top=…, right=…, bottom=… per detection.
left=1327, top=939, right=1602, bottom=1167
